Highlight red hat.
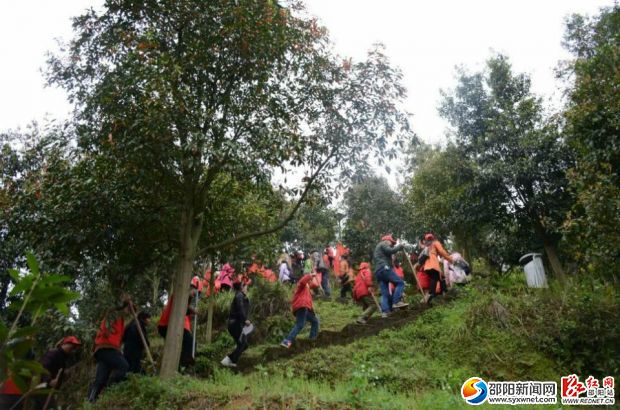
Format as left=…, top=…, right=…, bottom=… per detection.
left=381, top=234, right=396, bottom=244
left=57, top=336, right=81, bottom=347
left=424, top=233, right=435, bottom=241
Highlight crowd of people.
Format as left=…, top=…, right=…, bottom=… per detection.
left=0, top=233, right=470, bottom=408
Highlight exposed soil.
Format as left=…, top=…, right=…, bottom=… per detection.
left=237, top=293, right=457, bottom=373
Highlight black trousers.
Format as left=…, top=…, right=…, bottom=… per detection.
left=124, top=348, right=144, bottom=374
left=227, top=320, right=249, bottom=364
left=158, top=326, right=194, bottom=366
left=426, top=269, right=446, bottom=298
left=89, top=348, right=128, bottom=401
left=340, top=282, right=352, bottom=298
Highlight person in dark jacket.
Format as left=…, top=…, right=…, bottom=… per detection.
left=221, top=280, right=251, bottom=367
left=32, top=336, right=82, bottom=409
left=123, top=311, right=151, bottom=374
left=373, top=234, right=409, bottom=316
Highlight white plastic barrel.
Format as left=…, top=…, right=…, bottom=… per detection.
left=518, top=253, right=548, bottom=288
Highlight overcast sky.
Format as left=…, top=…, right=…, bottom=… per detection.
left=0, top=0, right=611, bottom=145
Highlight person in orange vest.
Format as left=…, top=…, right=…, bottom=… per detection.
left=157, top=288, right=197, bottom=368
left=87, top=301, right=131, bottom=402
left=280, top=272, right=321, bottom=348
left=421, top=233, right=453, bottom=304
left=353, top=262, right=377, bottom=324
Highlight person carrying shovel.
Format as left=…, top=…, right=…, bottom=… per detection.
left=353, top=262, right=379, bottom=324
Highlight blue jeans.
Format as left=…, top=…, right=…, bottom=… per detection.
left=375, top=267, right=404, bottom=313
left=285, top=308, right=319, bottom=342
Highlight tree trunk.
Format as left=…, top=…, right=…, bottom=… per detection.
left=152, top=270, right=160, bottom=306
left=159, top=206, right=203, bottom=379
left=534, top=220, right=566, bottom=281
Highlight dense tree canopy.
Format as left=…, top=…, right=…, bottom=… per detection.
left=561, top=6, right=620, bottom=280
left=437, top=55, right=573, bottom=277
left=342, top=175, right=407, bottom=262
left=44, top=0, right=411, bottom=376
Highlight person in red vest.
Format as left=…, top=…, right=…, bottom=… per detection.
left=280, top=272, right=320, bottom=348
left=353, top=262, right=378, bottom=324
left=88, top=301, right=131, bottom=402
left=389, top=258, right=406, bottom=297
left=0, top=377, right=24, bottom=410
left=157, top=288, right=197, bottom=368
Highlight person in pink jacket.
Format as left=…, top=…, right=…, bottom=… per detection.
left=218, top=263, right=235, bottom=291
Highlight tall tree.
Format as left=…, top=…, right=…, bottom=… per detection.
left=561, top=6, right=620, bottom=280
left=342, top=175, right=406, bottom=262
left=47, top=0, right=410, bottom=376
left=439, top=55, right=573, bottom=279
left=280, top=198, right=339, bottom=252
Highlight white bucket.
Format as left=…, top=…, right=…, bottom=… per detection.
left=518, top=253, right=548, bottom=288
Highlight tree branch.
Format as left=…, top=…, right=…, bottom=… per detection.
left=199, top=145, right=338, bottom=253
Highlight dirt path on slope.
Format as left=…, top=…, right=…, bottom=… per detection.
left=237, top=293, right=457, bottom=373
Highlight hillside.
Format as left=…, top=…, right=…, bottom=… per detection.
left=81, top=268, right=618, bottom=409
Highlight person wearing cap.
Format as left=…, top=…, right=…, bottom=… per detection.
left=123, top=311, right=151, bottom=374
left=421, top=233, right=453, bottom=304
left=88, top=301, right=131, bottom=402
left=31, top=336, right=82, bottom=409
left=373, top=234, right=409, bottom=316
left=221, top=279, right=251, bottom=367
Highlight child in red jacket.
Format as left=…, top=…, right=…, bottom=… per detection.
left=353, top=262, right=378, bottom=324
left=280, top=273, right=320, bottom=348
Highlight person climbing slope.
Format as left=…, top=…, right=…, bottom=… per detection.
left=373, top=234, right=409, bottom=317
left=221, top=279, right=252, bottom=367
left=158, top=288, right=197, bottom=368
left=338, top=255, right=354, bottom=300
left=280, top=272, right=321, bottom=348
left=30, top=336, right=82, bottom=409
left=353, top=262, right=378, bottom=324
left=123, top=311, right=151, bottom=374
left=422, top=233, right=453, bottom=304
left=88, top=300, right=131, bottom=402
left=218, top=263, right=235, bottom=291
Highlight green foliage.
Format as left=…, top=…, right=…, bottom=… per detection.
left=280, top=199, right=339, bottom=252
left=434, top=55, right=573, bottom=274
left=0, top=253, right=78, bottom=392
left=561, top=5, right=620, bottom=280
left=343, top=174, right=407, bottom=262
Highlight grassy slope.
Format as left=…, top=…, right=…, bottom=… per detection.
left=87, top=270, right=618, bottom=409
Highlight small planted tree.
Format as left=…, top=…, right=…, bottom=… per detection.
left=0, top=253, right=78, bottom=394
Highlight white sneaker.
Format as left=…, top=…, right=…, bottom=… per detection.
left=381, top=312, right=389, bottom=318
left=393, top=301, right=409, bottom=309
left=221, top=356, right=237, bottom=368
